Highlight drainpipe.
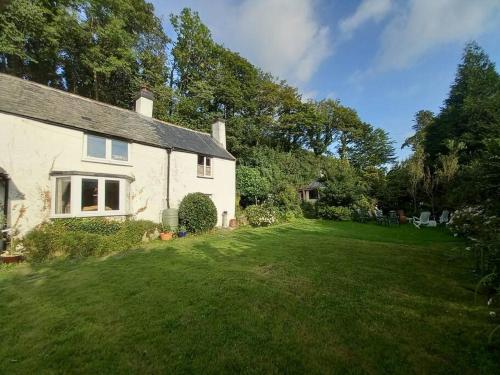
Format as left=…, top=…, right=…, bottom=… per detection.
left=166, top=148, right=172, bottom=209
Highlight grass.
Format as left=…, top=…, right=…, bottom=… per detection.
left=0, top=220, right=498, bottom=374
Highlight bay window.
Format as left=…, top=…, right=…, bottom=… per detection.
left=197, top=155, right=212, bottom=177
left=84, top=134, right=130, bottom=163
left=52, top=175, right=129, bottom=217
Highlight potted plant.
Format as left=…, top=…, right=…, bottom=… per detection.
left=160, top=225, right=173, bottom=241
left=1, top=229, right=24, bottom=264
left=178, top=225, right=187, bottom=238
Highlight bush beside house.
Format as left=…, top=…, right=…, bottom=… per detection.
left=23, top=218, right=160, bottom=262
left=178, top=193, right=217, bottom=233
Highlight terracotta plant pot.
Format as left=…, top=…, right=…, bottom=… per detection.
left=229, top=219, right=238, bottom=228
left=160, top=232, right=173, bottom=241
left=1, top=254, right=24, bottom=264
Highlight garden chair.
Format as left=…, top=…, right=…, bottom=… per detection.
left=412, top=211, right=431, bottom=229
left=354, top=208, right=369, bottom=223
left=374, top=209, right=385, bottom=225
left=439, top=210, right=450, bottom=224
left=388, top=211, right=399, bottom=226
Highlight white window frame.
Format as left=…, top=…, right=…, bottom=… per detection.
left=51, top=175, right=129, bottom=218
left=197, top=155, right=213, bottom=178
left=82, top=134, right=132, bottom=166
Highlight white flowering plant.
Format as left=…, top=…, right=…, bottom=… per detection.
left=455, top=206, right=500, bottom=344
left=245, top=204, right=278, bottom=227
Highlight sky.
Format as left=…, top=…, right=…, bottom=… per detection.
left=151, top=0, right=500, bottom=159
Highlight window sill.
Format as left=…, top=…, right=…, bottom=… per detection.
left=82, top=157, right=132, bottom=167
left=197, top=175, right=214, bottom=179
left=50, top=212, right=131, bottom=219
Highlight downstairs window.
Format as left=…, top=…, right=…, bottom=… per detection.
left=52, top=175, right=129, bottom=217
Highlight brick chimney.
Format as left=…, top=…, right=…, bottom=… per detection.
left=211, top=119, right=226, bottom=149
left=135, top=87, right=154, bottom=118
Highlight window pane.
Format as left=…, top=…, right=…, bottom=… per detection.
left=205, top=157, right=211, bottom=167
left=205, top=165, right=211, bottom=176
left=111, top=140, right=128, bottom=161
left=87, top=135, right=106, bottom=158
left=105, top=180, right=120, bottom=211
left=55, top=178, right=71, bottom=214
left=197, top=155, right=204, bottom=165
left=197, top=164, right=204, bottom=176
left=81, top=178, right=98, bottom=211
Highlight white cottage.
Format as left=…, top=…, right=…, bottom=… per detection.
left=0, top=74, right=236, bottom=235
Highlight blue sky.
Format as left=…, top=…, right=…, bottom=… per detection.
left=151, top=0, right=500, bottom=159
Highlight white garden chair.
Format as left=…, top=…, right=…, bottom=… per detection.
left=439, top=210, right=450, bottom=224
left=412, top=211, right=431, bottom=228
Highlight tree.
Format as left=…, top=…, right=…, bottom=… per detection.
left=0, top=0, right=170, bottom=107
left=319, top=159, right=368, bottom=208
left=403, top=110, right=434, bottom=151
left=236, top=166, right=270, bottom=206
left=425, top=42, right=500, bottom=162
left=406, top=147, right=425, bottom=213
left=348, top=124, right=395, bottom=169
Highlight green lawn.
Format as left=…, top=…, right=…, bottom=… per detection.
left=1, top=220, right=498, bottom=374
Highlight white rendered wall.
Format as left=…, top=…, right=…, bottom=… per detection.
left=169, top=151, right=236, bottom=226
left=0, top=112, right=236, bottom=234
left=0, top=113, right=167, bottom=234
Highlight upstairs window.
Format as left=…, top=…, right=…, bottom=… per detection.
left=87, top=135, right=106, bottom=158
left=84, top=134, right=129, bottom=163
left=111, top=140, right=128, bottom=161
left=197, top=155, right=212, bottom=177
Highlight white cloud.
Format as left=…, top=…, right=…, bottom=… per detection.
left=301, top=90, right=318, bottom=102
left=152, top=0, right=331, bottom=85
left=376, top=0, right=500, bottom=70
left=339, top=0, right=393, bottom=36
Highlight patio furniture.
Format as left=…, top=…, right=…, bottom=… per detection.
left=412, top=211, right=431, bottom=229
left=375, top=209, right=385, bottom=225
left=354, top=208, right=369, bottom=223
left=439, top=210, right=450, bottom=224
left=388, top=211, right=399, bottom=226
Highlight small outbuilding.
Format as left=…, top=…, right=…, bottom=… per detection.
left=298, top=180, right=323, bottom=203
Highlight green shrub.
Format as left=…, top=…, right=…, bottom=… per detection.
left=317, top=205, right=352, bottom=221
left=55, top=217, right=122, bottom=236
left=245, top=205, right=277, bottom=227
left=23, top=219, right=160, bottom=262
left=178, top=193, right=217, bottom=233
left=23, top=222, right=65, bottom=262
left=118, top=220, right=160, bottom=242
left=300, top=201, right=317, bottom=218
left=273, top=184, right=302, bottom=215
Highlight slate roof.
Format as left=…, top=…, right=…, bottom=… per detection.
left=0, top=74, right=235, bottom=160
left=300, top=180, right=324, bottom=191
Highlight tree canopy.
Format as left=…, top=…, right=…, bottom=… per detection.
left=0, top=2, right=394, bottom=164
